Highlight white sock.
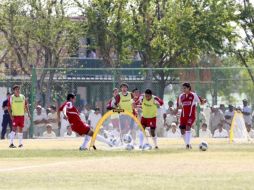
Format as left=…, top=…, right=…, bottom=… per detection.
left=81, top=135, right=91, bottom=149
left=182, top=134, right=186, bottom=145
left=9, top=131, right=15, bottom=145
left=18, top=133, right=23, bottom=145
left=96, top=135, right=110, bottom=145
left=185, top=131, right=191, bottom=145
left=152, top=136, right=157, bottom=147
left=139, top=130, right=144, bottom=147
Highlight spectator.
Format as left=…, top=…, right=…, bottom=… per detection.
left=199, top=123, right=212, bottom=138
left=164, top=101, right=178, bottom=129
left=59, top=111, right=69, bottom=137
left=224, top=105, right=235, bottom=131
left=213, top=123, right=228, bottom=138
left=246, top=124, right=254, bottom=138
left=64, top=126, right=77, bottom=138
left=47, top=105, right=59, bottom=136
left=165, top=123, right=181, bottom=138
left=1, top=92, right=12, bottom=139
left=88, top=107, right=102, bottom=129
left=33, top=105, right=48, bottom=137
left=42, top=124, right=56, bottom=138
left=195, top=107, right=207, bottom=129
left=242, top=99, right=252, bottom=126
left=209, top=105, right=225, bottom=135
left=82, top=104, right=94, bottom=121
left=23, top=112, right=31, bottom=139
left=219, top=104, right=226, bottom=114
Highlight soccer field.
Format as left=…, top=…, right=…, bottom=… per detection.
left=0, top=138, right=253, bottom=190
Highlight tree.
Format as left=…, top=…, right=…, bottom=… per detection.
left=0, top=0, right=84, bottom=105
left=128, top=0, right=237, bottom=97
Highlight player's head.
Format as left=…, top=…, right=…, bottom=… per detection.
left=145, top=89, right=152, bottom=100
left=132, top=88, right=139, bottom=97
left=182, top=82, right=191, bottom=93
left=243, top=99, right=248, bottom=106
left=120, top=83, right=128, bottom=93
left=67, top=93, right=76, bottom=103
left=12, top=85, right=20, bottom=96
left=112, top=88, right=118, bottom=97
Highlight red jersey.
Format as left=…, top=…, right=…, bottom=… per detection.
left=177, top=92, right=202, bottom=118
left=58, top=101, right=82, bottom=124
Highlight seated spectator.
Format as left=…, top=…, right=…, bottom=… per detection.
left=224, top=104, right=234, bottom=131
left=64, top=126, right=77, bottom=138
left=209, top=105, right=225, bottom=135
left=164, top=102, right=178, bottom=129
left=199, top=123, right=212, bottom=138
left=246, top=124, right=254, bottom=138
left=33, top=105, right=48, bottom=137
left=166, top=123, right=181, bottom=138
left=42, top=124, right=56, bottom=138
left=47, top=105, right=59, bottom=136
left=213, top=123, right=228, bottom=138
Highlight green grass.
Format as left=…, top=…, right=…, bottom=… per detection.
left=0, top=138, right=253, bottom=190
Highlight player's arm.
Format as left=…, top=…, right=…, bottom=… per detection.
left=110, top=95, right=120, bottom=109
left=62, top=105, right=68, bottom=120
left=154, top=96, right=163, bottom=107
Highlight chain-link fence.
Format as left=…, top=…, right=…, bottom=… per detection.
left=0, top=61, right=253, bottom=138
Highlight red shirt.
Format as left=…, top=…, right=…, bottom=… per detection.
left=177, top=92, right=201, bottom=118
left=58, top=101, right=82, bottom=124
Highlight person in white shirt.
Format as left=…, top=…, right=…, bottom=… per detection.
left=166, top=123, right=181, bottom=138
left=47, top=105, right=59, bottom=136
left=246, top=124, right=254, bottom=138
left=64, top=126, right=77, bottom=138
left=224, top=105, right=235, bottom=132
left=33, top=105, right=48, bottom=137
left=59, top=112, right=70, bottom=137
left=42, top=124, right=56, bottom=138
left=242, top=99, right=252, bottom=126
left=199, top=123, right=212, bottom=138
left=88, top=107, right=102, bottom=129
left=209, top=105, right=225, bottom=135
left=213, top=123, right=228, bottom=138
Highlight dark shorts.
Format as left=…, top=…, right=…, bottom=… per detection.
left=141, top=117, right=157, bottom=129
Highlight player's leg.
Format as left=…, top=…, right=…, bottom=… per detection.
left=9, top=117, right=17, bottom=148
left=87, top=130, right=112, bottom=147
left=149, top=118, right=158, bottom=149
left=139, top=117, right=147, bottom=148
left=185, top=118, right=195, bottom=149
left=17, top=116, right=25, bottom=148
left=17, top=127, right=23, bottom=148
left=1, top=115, right=8, bottom=139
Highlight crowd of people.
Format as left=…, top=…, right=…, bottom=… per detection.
left=1, top=83, right=254, bottom=149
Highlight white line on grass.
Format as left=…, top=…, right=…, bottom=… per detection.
left=0, top=161, right=76, bottom=172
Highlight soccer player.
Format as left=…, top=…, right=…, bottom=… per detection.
left=109, top=83, right=135, bottom=134
left=58, top=93, right=112, bottom=150
left=8, top=85, right=31, bottom=148
left=136, top=89, right=163, bottom=149
left=176, top=83, right=206, bottom=149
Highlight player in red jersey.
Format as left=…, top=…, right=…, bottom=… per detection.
left=58, top=93, right=112, bottom=150
left=176, top=83, right=206, bottom=149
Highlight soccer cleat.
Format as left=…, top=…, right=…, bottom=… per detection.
left=9, top=144, right=16, bottom=148
left=92, top=145, right=97, bottom=150
left=79, top=147, right=88, bottom=151
left=155, top=146, right=159, bottom=150
left=186, top=144, right=192, bottom=149
left=18, top=144, right=23, bottom=148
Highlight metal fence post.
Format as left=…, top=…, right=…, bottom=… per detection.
left=29, top=67, right=36, bottom=138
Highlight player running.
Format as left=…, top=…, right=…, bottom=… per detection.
left=8, top=85, right=31, bottom=148
left=176, top=83, right=206, bottom=149
left=135, top=89, right=163, bottom=149
left=58, top=93, right=112, bottom=150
